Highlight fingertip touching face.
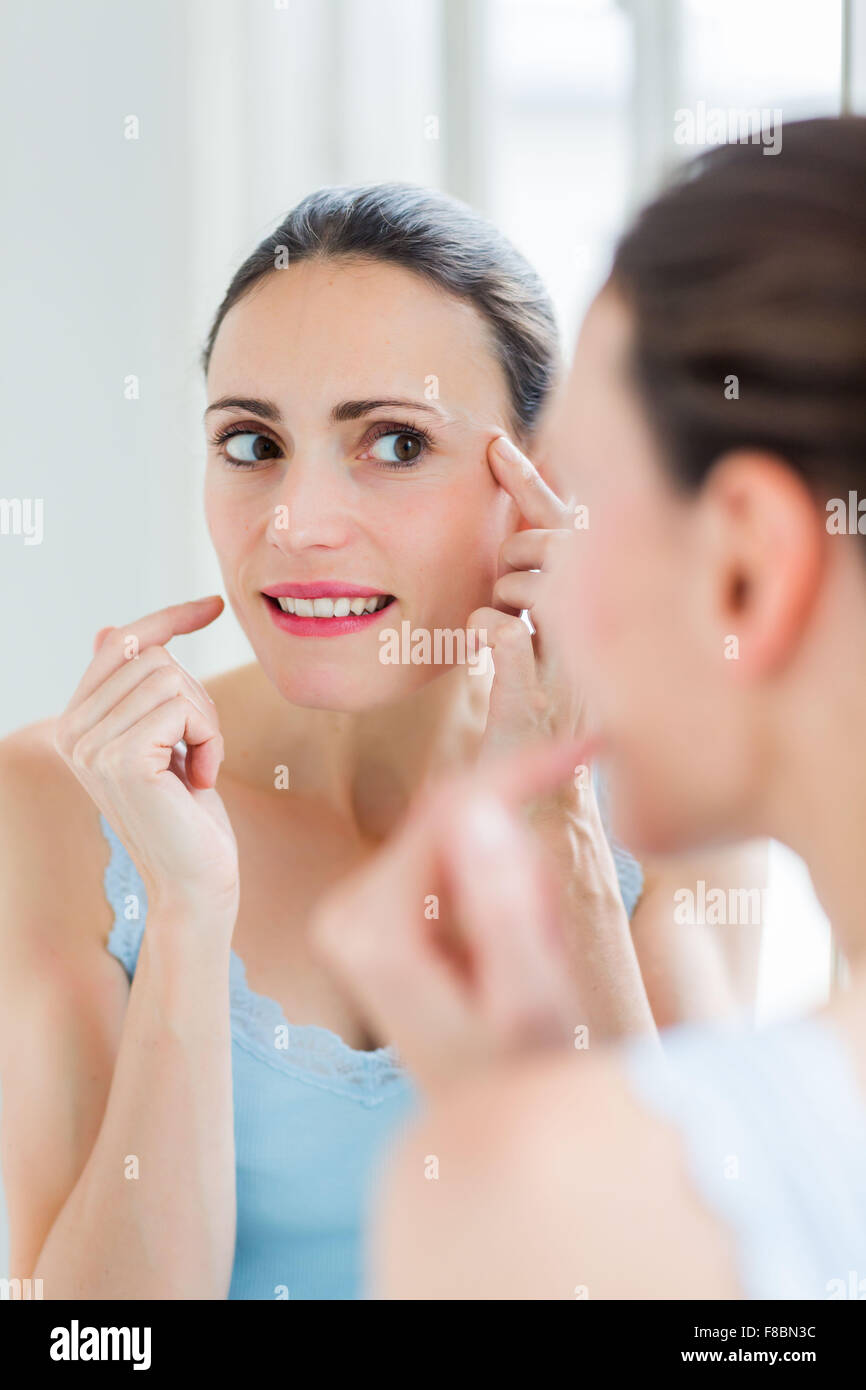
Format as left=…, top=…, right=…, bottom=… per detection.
left=203, top=257, right=519, bottom=710
left=545, top=288, right=773, bottom=855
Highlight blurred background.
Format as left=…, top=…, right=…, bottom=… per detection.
left=1, top=0, right=864, bottom=1277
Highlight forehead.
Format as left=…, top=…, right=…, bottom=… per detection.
left=206, top=256, right=509, bottom=418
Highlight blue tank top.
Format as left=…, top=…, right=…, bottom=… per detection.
left=99, top=794, right=643, bottom=1301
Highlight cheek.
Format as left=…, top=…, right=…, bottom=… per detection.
left=551, top=499, right=665, bottom=702
left=382, top=470, right=513, bottom=611
left=548, top=520, right=622, bottom=693
left=203, top=479, right=259, bottom=580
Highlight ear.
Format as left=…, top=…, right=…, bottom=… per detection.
left=696, top=450, right=826, bottom=677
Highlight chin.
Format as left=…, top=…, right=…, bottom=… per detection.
left=263, top=655, right=444, bottom=713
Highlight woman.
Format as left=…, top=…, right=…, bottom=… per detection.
left=0, top=185, right=757, bottom=1300
left=312, top=118, right=866, bottom=1300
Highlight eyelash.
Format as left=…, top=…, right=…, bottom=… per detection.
left=209, top=419, right=434, bottom=472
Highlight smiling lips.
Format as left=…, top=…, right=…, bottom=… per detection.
left=261, top=582, right=396, bottom=636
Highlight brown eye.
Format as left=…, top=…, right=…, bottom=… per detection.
left=223, top=431, right=280, bottom=465
left=369, top=431, right=424, bottom=466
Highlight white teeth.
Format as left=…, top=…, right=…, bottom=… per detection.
left=273, top=593, right=390, bottom=617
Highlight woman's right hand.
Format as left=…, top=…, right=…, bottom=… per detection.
left=54, top=595, right=239, bottom=929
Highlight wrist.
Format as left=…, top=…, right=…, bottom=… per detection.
left=145, top=888, right=238, bottom=939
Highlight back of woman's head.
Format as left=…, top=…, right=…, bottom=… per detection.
left=609, top=116, right=866, bottom=519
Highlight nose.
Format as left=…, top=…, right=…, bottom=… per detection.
left=265, top=455, right=356, bottom=554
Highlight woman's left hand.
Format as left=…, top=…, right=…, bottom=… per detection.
left=468, top=433, right=583, bottom=755
left=311, top=739, right=587, bottom=1097
left=464, top=436, right=655, bottom=1043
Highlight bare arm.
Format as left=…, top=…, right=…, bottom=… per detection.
left=527, top=784, right=657, bottom=1044
left=30, top=918, right=235, bottom=1299
left=0, top=720, right=236, bottom=1299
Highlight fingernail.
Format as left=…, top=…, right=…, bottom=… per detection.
left=493, top=434, right=522, bottom=464
left=494, top=434, right=534, bottom=480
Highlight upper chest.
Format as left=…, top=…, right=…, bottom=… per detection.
left=217, top=778, right=383, bottom=1049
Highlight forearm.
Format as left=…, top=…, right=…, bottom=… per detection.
left=539, top=805, right=657, bottom=1044
left=564, top=885, right=657, bottom=1043
left=33, top=914, right=236, bottom=1299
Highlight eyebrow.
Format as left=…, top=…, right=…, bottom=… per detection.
left=204, top=395, right=451, bottom=424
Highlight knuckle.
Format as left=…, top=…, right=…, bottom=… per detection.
left=71, top=730, right=99, bottom=772
left=466, top=607, right=489, bottom=633
left=88, top=733, right=116, bottom=778
left=143, top=664, right=186, bottom=706
left=90, top=737, right=121, bottom=777
left=149, top=662, right=182, bottom=696
left=163, top=692, right=190, bottom=720
left=141, top=644, right=170, bottom=674
left=497, top=617, right=528, bottom=649
left=499, top=533, right=519, bottom=564
left=548, top=529, right=570, bottom=561
left=53, top=719, right=72, bottom=759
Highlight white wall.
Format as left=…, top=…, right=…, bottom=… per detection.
left=1, top=0, right=212, bottom=735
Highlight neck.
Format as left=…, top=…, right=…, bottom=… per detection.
left=220, top=659, right=493, bottom=839
left=762, top=617, right=866, bottom=973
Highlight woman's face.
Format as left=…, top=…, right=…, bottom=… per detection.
left=545, top=288, right=761, bottom=855
left=204, top=257, right=518, bottom=709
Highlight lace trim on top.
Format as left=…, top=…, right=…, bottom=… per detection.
left=98, top=815, right=410, bottom=1104
left=99, top=777, right=643, bottom=1099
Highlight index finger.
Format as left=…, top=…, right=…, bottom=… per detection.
left=69, top=594, right=224, bottom=707
left=487, top=433, right=570, bottom=529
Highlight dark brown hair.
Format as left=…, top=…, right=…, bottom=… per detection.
left=201, top=182, right=559, bottom=442
left=609, top=116, right=866, bottom=506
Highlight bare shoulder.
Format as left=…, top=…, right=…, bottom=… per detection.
left=0, top=717, right=113, bottom=960
left=374, top=1046, right=744, bottom=1300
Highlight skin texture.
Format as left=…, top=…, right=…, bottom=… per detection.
left=0, top=260, right=760, bottom=1295
left=362, top=286, right=866, bottom=1299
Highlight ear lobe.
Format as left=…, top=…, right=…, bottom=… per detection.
left=704, top=450, right=826, bottom=678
